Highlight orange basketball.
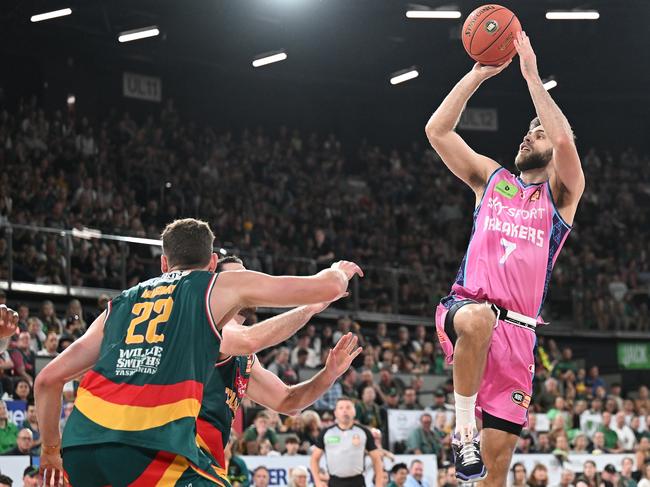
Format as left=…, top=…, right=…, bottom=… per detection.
left=462, top=4, right=521, bottom=66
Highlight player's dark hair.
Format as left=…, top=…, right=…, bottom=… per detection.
left=216, top=255, right=244, bottom=272
left=529, top=116, right=577, bottom=140
left=161, top=218, right=214, bottom=269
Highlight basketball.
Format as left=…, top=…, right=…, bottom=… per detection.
left=462, top=4, right=521, bottom=66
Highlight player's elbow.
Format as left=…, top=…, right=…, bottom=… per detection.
left=424, top=120, right=448, bottom=142
left=34, top=366, right=64, bottom=392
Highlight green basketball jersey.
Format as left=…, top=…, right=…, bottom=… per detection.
left=196, top=354, right=255, bottom=467
left=62, top=270, right=222, bottom=467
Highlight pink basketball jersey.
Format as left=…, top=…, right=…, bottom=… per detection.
left=451, top=167, right=572, bottom=319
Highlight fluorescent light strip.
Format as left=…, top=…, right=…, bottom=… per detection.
left=543, top=80, right=557, bottom=91
left=546, top=11, right=599, bottom=20
left=406, top=10, right=461, bottom=19
left=30, top=8, right=72, bottom=22
left=252, top=52, right=287, bottom=68
left=390, top=70, right=419, bottom=85
left=118, top=26, right=160, bottom=43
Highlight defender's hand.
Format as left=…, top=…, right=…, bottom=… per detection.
left=330, top=261, right=364, bottom=280
left=0, top=305, right=19, bottom=339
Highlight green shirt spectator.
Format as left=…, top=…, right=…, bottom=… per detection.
left=242, top=411, right=279, bottom=454
left=0, top=400, right=18, bottom=454
left=406, top=413, right=439, bottom=455
left=598, top=412, right=620, bottom=450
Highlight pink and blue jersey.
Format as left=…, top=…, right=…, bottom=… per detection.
left=450, top=167, right=571, bottom=319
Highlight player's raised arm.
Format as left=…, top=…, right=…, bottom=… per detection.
left=210, top=260, right=361, bottom=328
left=245, top=332, right=362, bottom=416
left=424, top=63, right=510, bottom=195
left=514, top=31, right=585, bottom=202
left=220, top=302, right=330, bottom=356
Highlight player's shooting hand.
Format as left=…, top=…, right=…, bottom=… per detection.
left=471, top=59, right=512, bottom=81
left=325, top=332, right=362, bottom=380
left=40, top=452, right=68, bottom=487
left=514, top=30, right=539, bottom=81
left=0, top=305, right=19, bottom=339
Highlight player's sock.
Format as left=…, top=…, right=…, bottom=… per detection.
left=454, top=391, right=477, bottom=441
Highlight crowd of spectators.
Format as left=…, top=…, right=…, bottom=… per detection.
left=0, top=97, right=649, bottom=327
left=1, top=295, right=650, bottom=487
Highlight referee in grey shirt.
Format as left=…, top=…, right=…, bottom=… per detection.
left=311, top=397, right=385, bottom=487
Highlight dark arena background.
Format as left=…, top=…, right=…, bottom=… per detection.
left=0, top=0, right=649, bottom=485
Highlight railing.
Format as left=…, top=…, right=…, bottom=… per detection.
left=0, top=221, right=437, bottom=319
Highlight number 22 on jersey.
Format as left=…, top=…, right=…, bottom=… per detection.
left=126, top=297, right=174, bottom=345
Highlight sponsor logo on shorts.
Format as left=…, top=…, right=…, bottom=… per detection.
left=511, top=390, right=531, bottom=409
left=485, top=19, right=499, bottom=34
left=436, top=328, right=447, bottom=344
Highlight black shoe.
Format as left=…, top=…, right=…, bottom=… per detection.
left=452, top=432, right=487, bottom=483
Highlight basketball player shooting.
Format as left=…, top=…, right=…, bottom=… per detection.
left=425, top=31, right=584, bottom=485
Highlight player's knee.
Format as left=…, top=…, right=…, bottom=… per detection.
left=454, top=305, right=495, bottom=344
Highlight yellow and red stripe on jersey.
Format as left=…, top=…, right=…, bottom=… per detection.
left=75, top=371, right=204, bottom=431
left=196, top=417, right=226, bottom=467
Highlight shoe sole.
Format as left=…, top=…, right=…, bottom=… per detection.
left=456, top=467, right=488, bottom=483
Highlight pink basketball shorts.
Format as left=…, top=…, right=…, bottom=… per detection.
left=435, top=294, right=537, bottom=427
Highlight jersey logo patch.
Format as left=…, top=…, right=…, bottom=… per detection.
left=235, top=368, right=249, bottom=398
left=511, top=390, right=531, bottom=409
left=325, top=435, right=341, bottom=444
left=495, top=180, right=519, bottom=199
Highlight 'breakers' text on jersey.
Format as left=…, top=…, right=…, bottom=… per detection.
left=451, top=168, right=572, bottom=318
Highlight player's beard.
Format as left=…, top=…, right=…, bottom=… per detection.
left=515, top=147, right=553, bottom=172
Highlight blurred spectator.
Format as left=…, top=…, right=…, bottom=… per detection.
left=339, top=368, right=359, bottom=400
left=2, top=428, right=32, bottom=455
left=404, top=459, right=429, bottom=487
left=313, top=379, right=343, bottom=411
left=431, top=389, right=454, bottom=412
left=287, top=466, right=309, bottom=487
left=26, top=318, right=45, bottom=353
left=599, top=412, right=622, bottom=452
left=39, top=300, right=62, bottom=334
left=601, top=464, right=619, bottom=487
left=619, top=457, right=637, bottom=487
left=0, top=350, right=14, bottom=396
left=0, top=474, right=12, bottom=487
left=226, top=435, right=250, bottom=487
left=36, top=332, right=59, bottom=357
left=21, top=467, right=39, bottom=487
left=11, top=379, right=31, bottom=402
left=267, top=348, right=298, bottom=385
left=388, top=463, right=408, bottom=487
left=13, top=332, right=35, bottom=380
left=511, top=463, right=527, bottom=487
left=251, top=466, right=270, bottom=487
left=242, top=411, right=279, bottom=455
left=0, top=400, right=17, bottom=453
left=578, top=460, right=601, bottom=487
left=587, top=366, right=607, bottom=397
left=612, top=412, right=636, bottom=452
left=291, top=333, right=319, bottom=368
left=636, top=438, right=650, bottom=468
left=406, top=413, right=439, bottom=455
left=378, top=367, right=404, bottom=398
left=284, top=435, right=300, bottom=456
left=299, top=410, right=322, bottom=449
left=527, top=464, right=549, bottom=487
left=637, top=463, right=650, bottom=487
left=356, top=386, right=382, bottom=429
left=21, top=401, right=40, bottom=455
left=557, top=469, right=575, bottom=487
left=399, top=387, right=422, bottom=410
